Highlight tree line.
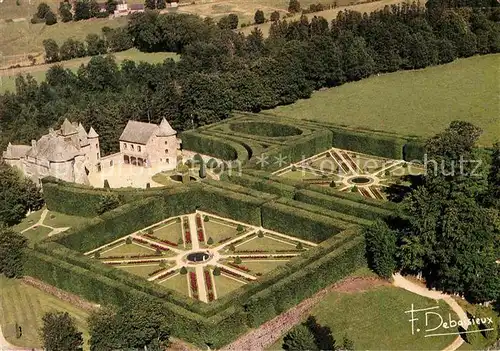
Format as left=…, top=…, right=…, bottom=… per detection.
left=2, top=2, right=499, bottom=156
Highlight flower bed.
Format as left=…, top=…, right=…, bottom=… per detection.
left=189, top=271, right=198, bottom=298
left=150, top=243, right=169, bottom=252
left=132, top=237, right=151, bottom=245
left=156, top=270, right=175, bottom=280
left=218, top=237, right=233, bottom=244
left=275, top=249, right=306, bottom=253
left=208, top=292, right=214, bottom=301
left=143, top=233, right=178, bottom=247
left=99, top=255, right=127, bottom=259
left=237, top=255, right=273, bottom=259
left=220, top=267, right=246, bottom=280
left=228, top=262, right=250, bottom=272
left=234, top=250, right=267, bottom=253
left=197, top=229, right=205, bottom=242
left=148, top=267, right=166, bottom=277
left=183, top=218, right=192, bottom=244
left=204, top=270, right=213, bottom=291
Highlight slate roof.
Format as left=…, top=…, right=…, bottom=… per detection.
left=61, top=118, right=78, bottom=136
left=88, top=127, right=99, bottom=138
left=26, top=134, right=82, bottom=162
left=157, top=118, right=176, bottom=137
left=2, top=143, right=31, bottom=160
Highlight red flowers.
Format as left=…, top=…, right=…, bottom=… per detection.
left=143, top=233, right=178, bottom=247
left=197, top=229, right=205, bottom=242
left=228, top=263, right=250, bottom=272
left=183, top=219, right=192, bottom=244
left=156, top=270, right=175, bottom=280
left=204, top=270, right=212, bottom=290
left=196, top=214, right=205, bottom=242
left=189, top=271, right=198, bottom=298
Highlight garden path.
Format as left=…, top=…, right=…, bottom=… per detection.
left=20, top=209, right=70, bottom=237
left=392, top=273, right=469, bottom=351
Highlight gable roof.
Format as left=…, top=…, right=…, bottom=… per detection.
left=26, top=134, right=82, bottom=162
left=119, top=120, right=158, bottom=145
left=2, top=143, right=31, bottom=160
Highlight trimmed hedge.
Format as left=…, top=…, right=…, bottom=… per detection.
left=56, top=188, right=195, bottom=252
left=24, top=249, right=248, bottom=348
left=201, top=179, right=278, bottom=202
left=261, top=201, right=350, bottom=242
left=403, top=140, right=426, bottom=162
left=228, top=121, right=303, bottom=138
left=222, top=173, right=297, bottom=199
left=295, top=188, right=393, bottom=220
left=244, top=234, right=366, bottom=327
left=41, top=177, right=169, bottom=217
left=180, top=131, right=249, bottom=162
left=330, top=128, right=405, bottom=159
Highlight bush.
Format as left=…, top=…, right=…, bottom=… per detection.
left=329, top=181, right=336, bottom=188
left=94, top=251, right=100, bottom=258
left=213, top=266, right=221, bottom=276
left=148, top=228, right=154, bottom=235
left=364, top=220, right=397, bottom=278
left=228, top=244, right=236, bottom=251
left=296, top=242, right=303, bottom=250
left=351, top=186, right=358, bottom=192
left=207, top=237, right=214, bottom=245
left=44, top=10, right=57, bottom=25
left=257, top=231, right=264, bottom=238
left=204, top=216, right=210, bottom=222
left=206, top=159, right=218, bottom=169
left=234, top=256, right=242, bottom=264
left=236, top=224, right=244, bottom=232
left=155, top=248, right=162, bottom=255
left=177, top=237, right=184, bottom=245
left=126, top=237, right=132, bottom=244
left=180, top=266, right=187, bottom=275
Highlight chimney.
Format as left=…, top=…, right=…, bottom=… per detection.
left=31, top=140, right=37, bottom=149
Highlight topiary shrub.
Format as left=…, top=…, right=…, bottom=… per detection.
left=207, top=158, right=218, bottom=169
left=204, top=216, right=210, bottom=222
left=146, top=182, right=151, bottom=189
left=213, top=266, right=221, bottom=276
left=50, top=214, right=56, bottom=219
left=94, top=251, right=100, bottom=258
left=148, top=228, right=154, bottom=235
left=296, top=242, right=303, bottom=250
left=125, top=237, right=132, bottom=244
left=193, top=154, right=204, bottom=166
left=207, top=237, right=214, bottom=245
left=177, top=237, right=184, bottom=245
left=103, top=179, right=110, bottom=189
left=228, top=244, right=236, bottom=251
left=329, top=181, right=336, bottom=188
left=351, top=186, right=358, bottom=192
left=291, top=165, right=297, bottom=171
left=257, top=231, right=264, bottom=238
left=180, top=266, right=187, bottom=275
left=155, top=248, right=162, bottom=255
left=159, top=260, right=166, bottom=268
left=234, top=256, right=242, bottom=264
left=236, top=224, right=244, bottom=232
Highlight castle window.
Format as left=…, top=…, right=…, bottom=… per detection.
left=164, top=141, right=168, bottom=145
left=123, top=143, right=127, bottom=150
left=138, top=146, right=141, bottom=152
left=97, top=153, right=99, bottom=159
left=164, top=149, right=168, bottom=155
left=96, top=143, right=98, bottom=149
left=166, top=158, right=169, bottom=164
left=131, top=145, right=135, bottom=151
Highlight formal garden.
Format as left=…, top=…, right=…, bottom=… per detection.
left=85, top=211, right=315, bottom=303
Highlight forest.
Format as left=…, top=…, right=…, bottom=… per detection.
left=0, top=0, right=498, bottom=155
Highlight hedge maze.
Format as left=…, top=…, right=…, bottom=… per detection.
left=29, top=112, right=423, bottom=348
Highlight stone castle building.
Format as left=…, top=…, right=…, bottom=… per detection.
left=2, top=118, right=180, bottom=186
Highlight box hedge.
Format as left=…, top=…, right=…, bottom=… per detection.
left=403, top=140, right=426, bottom=162
left=222, top=173, right=297, bottom=199
left=330, top=128, right=405, bottom=159
left=180, top=131, right=249, bottom=162
left=261, top=201, right=350, bottom=242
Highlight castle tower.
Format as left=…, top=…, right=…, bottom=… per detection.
left=87, top=127, right=101, bottom=169
left=60, top=118, right=79, bottom=146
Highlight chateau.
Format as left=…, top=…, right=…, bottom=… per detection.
left=2, top=118, right=181, bottom=185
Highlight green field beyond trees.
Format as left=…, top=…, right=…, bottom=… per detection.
left=271, top=55, right=500, bottom=147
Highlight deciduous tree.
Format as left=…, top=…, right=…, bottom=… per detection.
left=254, top=10, right=265, bottom=24
left=41, top=312, right=83, bottom=351
left=0, top=227, right=27, bottom=278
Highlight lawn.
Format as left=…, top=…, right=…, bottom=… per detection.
left=270, top=54, right=500, bottom=147
left=43, top=211, right=89, bottom=229
left=153, top=221, right=183, bottom=243
left=11, top=208, right=44, bottom=232
left=21, top=225, right=52, bottom=246
left=240, top=260, right=288, bottom=275
left=100, top=242, right=156, bottom=257
left=1, top=48, right=180, bottom=93
left=235, top=236, right=297, bottom=252
left=213, top=274, right=245, bottom=298
left=0, top=275, right=90, bottom=349
left=118, top=264, right=163, bottom=278
left=268, top=285, right=458, bottom=351
left=203, top=219, right=240, bottom=244
left=280, top=169, right=322, bottom=180
left=158, top=273, right=188, bottom=296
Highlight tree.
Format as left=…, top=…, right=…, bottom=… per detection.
left=283, top=324, right=318, bottom=351
left=45, top=9, right=58, bottom=25
left=74, top=0, right=91, bottom=20
left=234, top=256, right=242, bottom=264
left=364, top=220, right=397, bottom=278
left=60, top=39, right=87, bottom=61
left=288, top=0, right=301, bottom=13
left=126, top=236, right=132, bottom=244
left=341, top=335, right=355, bottom=350
left=89, top=0, right=100, bottom=17
left=199, top=162, right=206, bottom=179
left=180, top=266, right=187, bottom=274
left=43, top=39, right=60, bottom=63
left=254, top=10, right=265, bottom=24
left=218, top=14, right=238, bottom=29
left=213, top=266, right=221, bottom=276
left=59, top=1, right=73, bottom=22
left=86, top=34, right=107, bottom=56
left=270, top=10, right=280, bottom=22
left=103, top=179, right=110, bottom=188
left=105, top=0, right=117, bottom=13
left=41, top=312, right=83, bottom=351
left=144, top=0, right=156, bottom=9
left=296, top=242, right=303, bottom=250
left=207, top=237, right=213, bottom=245
left=36, top=2, right=51, bottom=19
left=0, top=163, right=44, bottom=226
left=157, top=0, right=166, bottom=9
left=0, top=227, right=27, bottom=278
left=487, top=142, right=500, bottom=209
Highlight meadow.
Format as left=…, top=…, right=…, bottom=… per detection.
left=0, top=48, right=179, bottom=93
left=270, top=54, right=500, bottom=147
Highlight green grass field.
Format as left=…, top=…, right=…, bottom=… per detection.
left=268, top=285, right=458, bottom=350
left=153, top=221, right=183, bottom=243
left=204, top=220, right=240, bottom=244
left=118, top=263, right=163, bottom=278
left=0, top=48, right=179, bottom=93
left=271, top=54, right=500, bottom=147
left=100, top=242, right=156, bottom=257
left=240, top=260, right=288, bottom=275
left=21, top=225, right=52, bottom=246
left=236, top=236, right=297, bottom=252
left=159, top=273, right=188, bottom=295
left=11, top=208, right=44, bottom=232
left=0, top=275, right=90, bottom=349
left=213, top=274, right=245, bottom=297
